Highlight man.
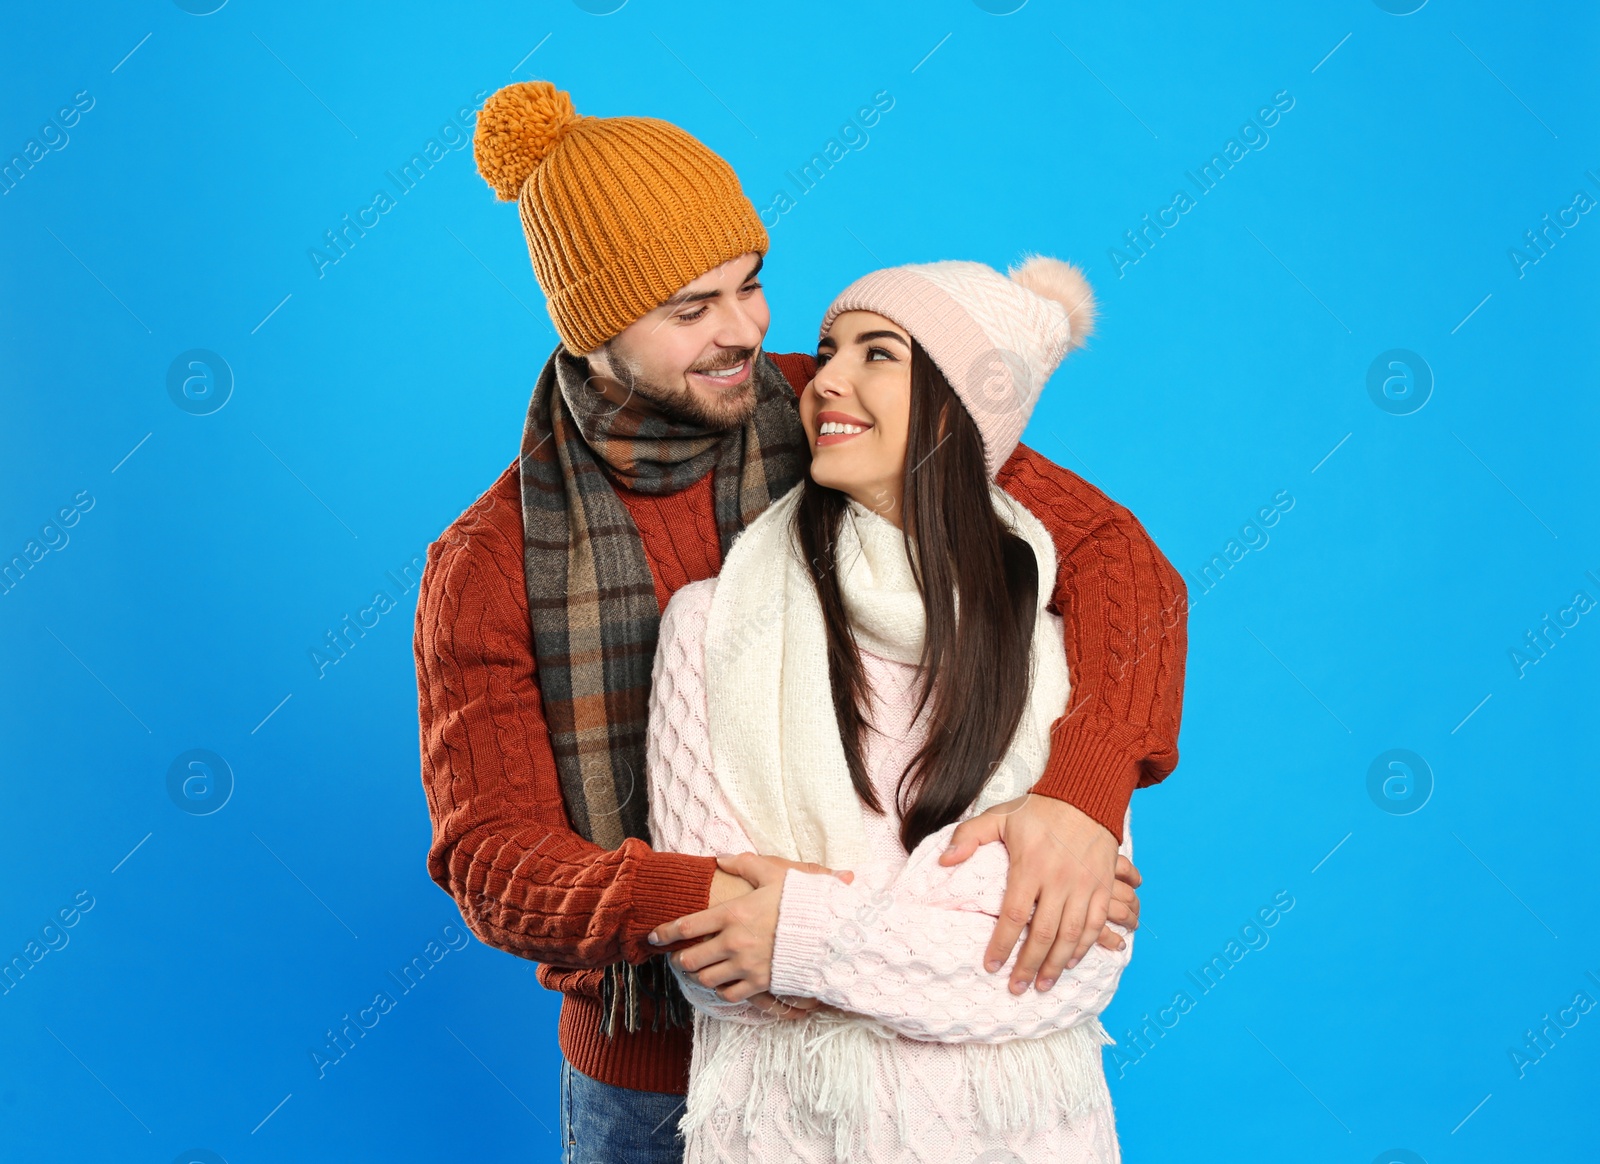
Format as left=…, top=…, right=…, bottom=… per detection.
left=414, top=80, right=1187, bottom=1161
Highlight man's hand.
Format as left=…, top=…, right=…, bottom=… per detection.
left=717, top=852, right=856, bottom=888
left=941, top=795, right=1123, bottom=993
left=647, top=853, right=853, bottom=1005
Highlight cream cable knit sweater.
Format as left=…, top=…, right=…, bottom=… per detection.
left=647, top=579, right=1134, bottom=1163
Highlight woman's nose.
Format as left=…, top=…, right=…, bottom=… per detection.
left=811, top=361, right=850, bottom=398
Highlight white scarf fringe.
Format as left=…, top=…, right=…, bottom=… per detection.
left=682, top=1008, right=1115, bottom=1160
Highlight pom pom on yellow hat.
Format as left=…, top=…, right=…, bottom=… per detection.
left=473, top=80, right=768, bottom=355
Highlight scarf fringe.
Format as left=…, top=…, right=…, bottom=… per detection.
left=599, top=957, right=693, bottom=1036
left=682, top=1009, right=1114, bottom=1160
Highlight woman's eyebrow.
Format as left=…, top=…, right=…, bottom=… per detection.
left=855, top=329, right=909, bottom=347
left=817, top=335, right=838, bottom=351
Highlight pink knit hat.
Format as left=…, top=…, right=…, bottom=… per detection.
left=819, top=256, right=1097, bottom=478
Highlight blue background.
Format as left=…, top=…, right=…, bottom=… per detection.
left=2, top=0, right=1596, bottom=1160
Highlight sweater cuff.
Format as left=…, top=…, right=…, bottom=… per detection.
left=769, top=869, right=841, bottom=998
left=620, top=848, right=719, bottom=964
left=1029, top=713, right=1149, bottom=842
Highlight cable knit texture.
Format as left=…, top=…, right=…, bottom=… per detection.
left=413, top=350, right=1186, bottom=1094
left=649, top=580, right=1132, bottom=1161
left=698, top=483, right=1068, bottom=870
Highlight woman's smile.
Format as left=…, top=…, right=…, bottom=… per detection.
left=814, top=409, right=875, bottom=446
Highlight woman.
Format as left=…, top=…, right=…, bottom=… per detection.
left=645, top=256, right=1135, bottom=1162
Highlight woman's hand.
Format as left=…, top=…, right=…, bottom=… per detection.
left=708, top=867, right=755, bottom=908
left=1099, top=854, right=1142, bottom=952
left=663, top=880, right=783, bottom=1002
left=648, top=852, right=854, bottom=1005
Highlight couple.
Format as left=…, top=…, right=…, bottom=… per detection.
left=414, top=80, right=1187, bottom=1163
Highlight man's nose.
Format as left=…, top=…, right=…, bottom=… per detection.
left=712, top=300, right=764, bottom=352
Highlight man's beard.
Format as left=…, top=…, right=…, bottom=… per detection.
left=601, top=340, right=761, bottom=430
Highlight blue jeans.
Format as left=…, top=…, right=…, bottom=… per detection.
left=559, top=1058, right=686, bottom=1164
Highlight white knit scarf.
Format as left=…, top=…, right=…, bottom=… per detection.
left=686, top=481, right=1114, bottom=1157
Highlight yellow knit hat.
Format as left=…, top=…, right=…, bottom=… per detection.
left=473, top=81, right=769, bottom=355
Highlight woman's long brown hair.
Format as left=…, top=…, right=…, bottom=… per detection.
left=793, top=339, right=1040, bottom=853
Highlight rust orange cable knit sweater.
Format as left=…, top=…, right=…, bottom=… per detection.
left=413, top=352, right=1187, bottom=1095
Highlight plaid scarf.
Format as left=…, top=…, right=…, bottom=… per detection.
left=518, top=345, right=807, bottom=1034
